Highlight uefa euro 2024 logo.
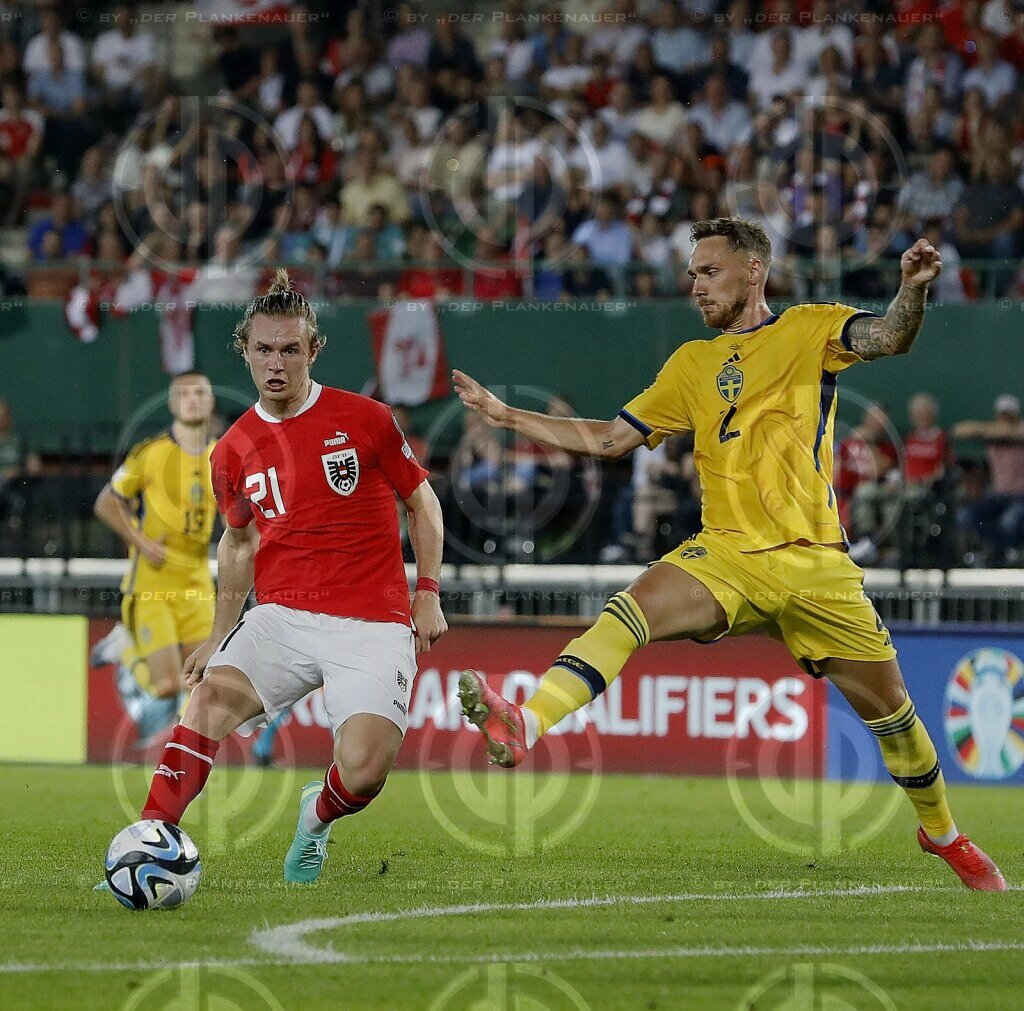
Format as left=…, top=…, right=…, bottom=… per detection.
left=944, top=648, right=1024, bottom=780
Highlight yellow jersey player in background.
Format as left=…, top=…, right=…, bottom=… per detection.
left=454, top=217, right=1006, bottom=892
left=94, top=372, right=217, bottom=743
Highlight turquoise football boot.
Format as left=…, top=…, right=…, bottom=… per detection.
left=283, top=781, right=331, bottom=884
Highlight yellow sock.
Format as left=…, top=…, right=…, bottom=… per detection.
left=865, top=696, right=956, bottom=842
left=525, top=592, right=650, bottom=737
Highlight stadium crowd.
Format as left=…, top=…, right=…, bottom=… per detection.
left=1, top=0, right=1024, bottom=299
left=1, top=0, right=1023, bottom=565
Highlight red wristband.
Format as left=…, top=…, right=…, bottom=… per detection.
left=415, top=577, right=440, bottom=596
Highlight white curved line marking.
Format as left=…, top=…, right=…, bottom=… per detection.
left=248, top=884, right=999, bottom=964
left=3, top=884, right=1017, bottom=974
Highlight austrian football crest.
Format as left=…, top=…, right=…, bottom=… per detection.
left=321, top=448, right=359, bottom=496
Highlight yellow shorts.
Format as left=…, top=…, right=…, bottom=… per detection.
left=121, top=583, right=215, bottom=660
left=658, top=530, right=896, bottom=674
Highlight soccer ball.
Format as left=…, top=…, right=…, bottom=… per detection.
left=104, top=819, right=202, bottom=910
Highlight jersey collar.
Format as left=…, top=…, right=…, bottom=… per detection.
left=733, top=313, right=779, bottom=335
left=255, top=381, right=322, bottom=424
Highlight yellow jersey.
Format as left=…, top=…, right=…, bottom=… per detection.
left=110, top=431, right=217, bottom=594
left=620, top=302, right=872, bottom=551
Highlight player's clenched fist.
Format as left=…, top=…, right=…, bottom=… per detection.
left=412, top=592, right=448, bottom=653
left=452, top=369, right=511, bottom=428
left=900, top=238, right=942, bottom=288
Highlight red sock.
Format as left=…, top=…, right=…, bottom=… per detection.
left=141, top=725, right=220, bottom=824
left=315, top=763, right=378, bottom=824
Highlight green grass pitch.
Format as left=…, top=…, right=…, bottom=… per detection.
left=1, top=764, right=1022, bottom=1010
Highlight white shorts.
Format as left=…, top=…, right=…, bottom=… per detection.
left=209, top=603, right=417, bottom=736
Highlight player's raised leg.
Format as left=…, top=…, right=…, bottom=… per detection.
left=824, top=656, right=1006, bottom=891
left=285, top=713, right=403, bottom=883
left=459, top=561, right=728, bottom=766
left=139, top=663, right=264, bottom=825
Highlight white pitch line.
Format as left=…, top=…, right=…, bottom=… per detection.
left=249, top=883, right=951, bottom=961
left=2, top=884, right=1018, bottom=975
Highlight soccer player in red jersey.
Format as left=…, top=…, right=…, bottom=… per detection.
left=134, top=271, right=447, bottom=883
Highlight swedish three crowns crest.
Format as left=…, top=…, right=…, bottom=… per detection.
left=717, top=362, right=743, bottom=404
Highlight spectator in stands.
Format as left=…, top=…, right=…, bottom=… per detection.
left=561, top=243, right=612, bottom=300
left=0, top=82, right=43, bottom=227
left=634, top=73, right=686, bottom=148
left=254, top=46, right=285, bottom=120
left=472, top=226, right=523, bottom=301
left=364, top=203, right=405, bottom=262
left=851, top=29, right=902, bottom=111
left=387, top=3, right=432, bottom=70
left=904, top=393, right=953, bottom=493
left=534, top=229, right=569, bottom=301
left=570, top=116, right=629, bottom=191
left=210, top=26, right=259, bottom=100
left=340, top=143, right=411, bottom=227
left=795, top=0, right=855, bottom=72
left=651, top=1, right=703, bottom=77
left=27, top=192, right=88, bottom=260
left=904, top=23, right=963, bottom=118
left=288, top=113, right=337, bottom=194
left=962, top=31, right=1017, bottom=111
left=691, top=32, right=748, bottom=103
left=187, top=226, right=258, bottom=303
left=91, top=3, right=158, bottom=124
left=399, top=232, right=464, bottom=301
left=427, top=17, right=482, bottom=79
left=953, top=152, right=1024, bottom=292
left=274, top=79, right=333, bottom=151
left=588, top=0, right=650, bottom=72
left=835, top=403, right=900, bottom=563
left=598, top=81, right=640, bottom=142
left=22, top=5, right=85, bottom=79
left=517, top=153, right=567, bottom=240
left=571, top=193, right=633, bottom=268
left=898, top=146, right=966, bottom=227
left=71, top=146, right=113, bottom=219
left=28, top=37, right=91, bottom=180
left=954, top=394, right=1024, bottom=563
left=748, top=29, right=809, bottom=111
left=687, top=73, right=752, bottom=156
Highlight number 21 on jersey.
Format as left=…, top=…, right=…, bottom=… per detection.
left=245, top=467, right=287, bottom=518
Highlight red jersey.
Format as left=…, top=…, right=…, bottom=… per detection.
left=210, top=383, right=428, bottom=625
left=903, top=426, right=948, bottom=483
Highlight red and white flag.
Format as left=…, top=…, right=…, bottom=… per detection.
left=367, top=300, right=449, bottom=406
left=65, top=284, right=100, bottom=343
left=113, top=267, right=198, bottom=375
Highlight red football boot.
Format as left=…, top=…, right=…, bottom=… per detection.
left=917, top=827, right=1007, bottom=892
left=458, top=670, right=527, bottom=768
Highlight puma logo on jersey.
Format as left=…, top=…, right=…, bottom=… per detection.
left=154, top=764, right=185, bottom=780
left=323, top=431, right=349, bottom=447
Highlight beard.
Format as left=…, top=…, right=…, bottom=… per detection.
left=699, top=291, right=750, bottom=331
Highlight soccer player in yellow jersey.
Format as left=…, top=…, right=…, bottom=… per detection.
left=454, top=217, right=1005, bottom=891
left=94, top=372, right=217, bottom=741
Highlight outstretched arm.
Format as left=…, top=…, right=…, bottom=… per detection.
left=452, top=369, right=645, bottom=459
left=845, top=238, right=941, bottom=361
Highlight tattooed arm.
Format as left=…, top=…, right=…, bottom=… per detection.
left=845, top=238, right=942, bottom=361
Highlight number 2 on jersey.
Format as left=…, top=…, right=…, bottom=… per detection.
left=719, top=406, right=740, bottom=443
left=245, top=467, right=287, bottom=518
